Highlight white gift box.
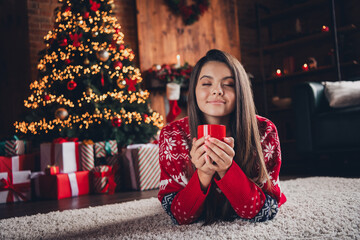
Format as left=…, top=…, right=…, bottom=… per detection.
left=40, top=142, right=80, bottom=173
left=0, top=170, right=31, bottom=203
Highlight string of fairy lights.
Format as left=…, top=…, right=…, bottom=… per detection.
left=14, top=0, right=164, bottom=136
left=15, top=111, right=164, bottom=135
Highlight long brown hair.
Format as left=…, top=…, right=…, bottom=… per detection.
left=187, top=49, right=271, bottom=224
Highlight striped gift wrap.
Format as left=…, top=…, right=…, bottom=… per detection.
left=137, top=145, right=159, bottom=191
left=94, top=140, right=118, bottom=158
left=92, top=165, right=116, bottom=194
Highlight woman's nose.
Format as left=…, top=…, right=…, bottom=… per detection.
left=212, top=85, right=223, bottom=95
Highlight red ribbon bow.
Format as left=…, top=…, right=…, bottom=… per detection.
left=93, top=168, right=116, bottom=194
left=90, top=0, right=101, bottom=12
left=53, top=137, right=79, bottom=143
left=69, top=33, right=83, bottom=47
left=125, top=78, right=137, bottom=92
left=0, top=178, right=29, bottom=203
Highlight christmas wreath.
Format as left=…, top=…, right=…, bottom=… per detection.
left=165, top=0, right=210, bottom=25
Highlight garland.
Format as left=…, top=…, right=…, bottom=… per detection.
left=165, top=0, right=210, bottom=25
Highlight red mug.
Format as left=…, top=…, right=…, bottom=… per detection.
left=197, top=124, right=226, bottom=140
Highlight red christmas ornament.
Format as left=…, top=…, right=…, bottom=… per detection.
left=90, top=0, right=101, bottom=12
left=101, top=72, right=104, bottom=86
left=119, top=44, right=125, bottom=50
left=115, top=28, right=120, bottom=34
left=65, top=59, right=71, bottom=65
left=67, top=80, right=77, bottom=90
left=59, top=38, right=68, bottom=47
left=143, top=114, right=148, bottom=121
left=111, top=117, right=122, bottom=127
left=83, top=11, right=90, bottom=19
left=65, top=6, right=71, bottom=12
left=125, top=78, right=137, bottom=92
left=113, top=61, right=123, bottom=69
left=44, top=94, right=50, bottom=101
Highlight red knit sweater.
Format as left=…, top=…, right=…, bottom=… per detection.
left=158, top=116, right=286, bottom=224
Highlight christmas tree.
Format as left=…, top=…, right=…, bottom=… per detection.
left=14, top=0, right=164, bottom=146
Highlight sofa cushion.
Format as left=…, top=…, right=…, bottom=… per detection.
left=322, top=81, right=360, bottom=108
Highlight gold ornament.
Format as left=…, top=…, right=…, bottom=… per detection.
left=84, top=58, right=90, bottom=65
left=55, top=108, right=69, bottom=120
left=95, top=108, right=100, bottom=114
left=96, top=50, right=110, bottom=62
left=92, top=31, right=99, bottom=37
left=117, top=78, right=126, bottom=89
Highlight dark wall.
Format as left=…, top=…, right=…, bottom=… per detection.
left=0, top=0, right=31, bottom=138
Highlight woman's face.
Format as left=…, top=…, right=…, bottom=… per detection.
left=195, top=61, right=236, bottom=124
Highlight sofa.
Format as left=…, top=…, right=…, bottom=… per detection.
left=293, top=81, right=360, bottom=156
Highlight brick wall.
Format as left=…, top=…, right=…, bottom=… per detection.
left=26, top=0, right=139, bottom=81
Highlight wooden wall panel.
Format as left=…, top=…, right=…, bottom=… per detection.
left=136, top=0, right=240, bottom=69
left=136, top=0, right=240, bottom=123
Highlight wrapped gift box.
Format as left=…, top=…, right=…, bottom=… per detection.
left=94, top=140, right=118, bottom=166
left=0, top=153, right=39, bottom=175
left=121, top=144, right=159, bottom=191
left=0, top=139, right=31, bottom=156
left=0, top=170, right=31, bottom=204
left=105, top=154, right=122, bottom=191
left=80, top=140, right=95, bottom=171
left=92, top=165, right=116, bottom=194
left=36, top=171, right=90, bottom=200
left=40, top=140, right=80, bottom=173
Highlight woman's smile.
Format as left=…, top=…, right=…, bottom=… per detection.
left=207, top=99, right=226, bottom=104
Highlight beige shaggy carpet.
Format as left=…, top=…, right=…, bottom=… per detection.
left=1, top=177, right=359, bottom=240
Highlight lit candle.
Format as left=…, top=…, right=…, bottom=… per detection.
left=275, top=69, right=282, bottom=77
left=322, top=25, right=329, bottom=32
left=302, top=63, right=309, bottom=71
left=176, top=54, right=181, bottom=67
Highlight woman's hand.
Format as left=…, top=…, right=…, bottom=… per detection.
left=204, top=136, right=235, bottom=178
left=190, top=136, right=216, bottom=191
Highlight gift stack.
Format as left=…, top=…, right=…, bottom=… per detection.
left=33, top=138, right=120, bottom=200
left=120, top=143, right=160, bottom=191
left=0, top=137, right=37, bottom=204
left=92, top=140, right=120, bottom=193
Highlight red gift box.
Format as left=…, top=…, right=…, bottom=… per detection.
left=45, top=166, right=59, bottom=175
left=37, top=171, right=90, bottom=200
left=0, top=153, right=39, bottom=176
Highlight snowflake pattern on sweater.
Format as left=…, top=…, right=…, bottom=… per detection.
left=158, top=116, right=286, bottom=225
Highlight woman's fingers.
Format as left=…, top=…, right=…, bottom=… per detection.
left=205, top=137, right=235, bottom=161
left=223, top=137, right=235, bottom=148
left=190, top=137, right=206, bottom=160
